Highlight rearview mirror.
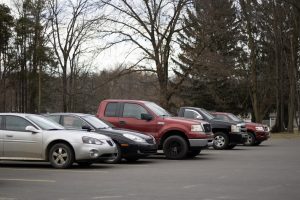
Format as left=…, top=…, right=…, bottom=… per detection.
left=25, top=126, right=40, bottom=133
left=141, top=113, right=153, bottom=121
left=82, top=125, right=92, bottom=132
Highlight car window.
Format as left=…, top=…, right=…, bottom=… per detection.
left=5, top=116, right=32, bottom=132
left=62, top=116, right=88, bottom=129
left=105, top=103, right=118, bottom=117
left=184, top=110, right=202, bottom=119
left=0, top=116, right=2, bottom=129
left=215, top=114, right=230, bottom=122
left=123, top=103, right=148, bottom=119
left=47, top=115, right=60, bottom=124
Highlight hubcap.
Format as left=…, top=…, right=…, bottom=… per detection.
left=52, top=147, right=68, bottom=165
left=246, top=134, right=253, bottom=145
left=214, top=135, right=225, bottom=147
left=169, top=141, right=182, bottom=156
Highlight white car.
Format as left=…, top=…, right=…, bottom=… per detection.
left=0, top=113, right=116, bottom=168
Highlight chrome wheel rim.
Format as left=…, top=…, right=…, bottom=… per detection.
left=246, top=134, right=253, bottom=145
left=214, top=135, right=225, bottom=147
left=52, top=147, right=68, bottom=166
left=106, top=146, right=120, bottom=162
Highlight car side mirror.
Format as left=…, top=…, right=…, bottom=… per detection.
left=82, top=125, right=92, bottom=132
left=25, top=126, right=40, bottom=133
left=141, top=113, right=153, bottom=121
left=195, top=115, right=203, bottom=120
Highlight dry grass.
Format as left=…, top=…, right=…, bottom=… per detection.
left=270, top=131, right=300, bottom=139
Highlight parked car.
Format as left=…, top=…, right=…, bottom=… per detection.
left=211, top=112, right=270, bottom=146
left=45, top=113, right=157, bottom=163
left=0, top=113, right=116, bottom=168
left=178, top=107, right=248, bottom=150
left=96, top=99, right=214, bottom=160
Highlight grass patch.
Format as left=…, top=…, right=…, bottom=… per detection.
left=270, top=132, right=300, bottom=139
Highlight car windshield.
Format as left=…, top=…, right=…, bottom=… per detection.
left=227, top=113, right=244, bottom=122
left=144, top=102, right=171, bottom=117
left=200, top=108, right=215, bottom=120
left=82, top=115, right=110, bottom=129
left=27, top=115, right=64, bottom=130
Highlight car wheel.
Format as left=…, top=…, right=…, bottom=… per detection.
left=105, top=143, right=122, bottom=164
left=187, top=149, right=201, bottom=158
left=226, top=144, right=236, bottom=149
left=213, top=132, right=229, bottom=150
left=49, top=143, right=74, bottom=169
left=245, top=132, right=256, bottom=146
left=163, top=135, right=188, bottom=159
left=254, top=141, right=262, bottom=146
left=77, top=162, right=93, bottom=167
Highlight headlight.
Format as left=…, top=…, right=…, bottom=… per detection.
left=82, top=136, right=104, bottom=145
left=231, top=125, right=240, bottom=133
left=123, top=134, right=146, bottom=143
left=191, top=124, right=204, bottom=132
left=255, top=126, right=264, bottom=131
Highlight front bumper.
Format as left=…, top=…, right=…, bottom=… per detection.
left=255, top=131, right=271, bottom=141
left=229, top=132, right=248, bottom=144
left=189, top=139, right=208, bottom=148
left=121, top=143, right=158, bottom=158
left=73, top=141, right=117, bottom=161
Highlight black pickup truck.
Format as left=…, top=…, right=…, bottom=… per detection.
left=178, top=107, right=248, bottom=150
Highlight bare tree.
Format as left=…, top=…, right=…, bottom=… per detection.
left=47, top=0, right=102, bottom=111
left=100, top=0, right=190, bottom=108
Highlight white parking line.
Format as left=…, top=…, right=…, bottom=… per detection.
left=92, top=196, right=123, bottom=199
left=0, top=178, right=56, bottom=183
left=0, top=168, right=109, bottom=173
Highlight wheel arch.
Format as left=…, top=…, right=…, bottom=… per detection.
left=45, top=140, right=76, bottom=161
left=159, top=130, right=189, bottom=149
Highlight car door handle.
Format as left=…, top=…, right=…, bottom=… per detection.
left=6, top=135, right=13, bottom=137
left=119, top=121, right=126, bottom=125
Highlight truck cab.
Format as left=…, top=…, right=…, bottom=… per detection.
left=178, top=107, right=248, bottom=150
left=97, top=100, right=214, bottom=159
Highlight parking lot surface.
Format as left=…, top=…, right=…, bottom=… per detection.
left=1, top=138, right=300, bottom=200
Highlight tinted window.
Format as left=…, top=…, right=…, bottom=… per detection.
left=62, top=116, right=88, bottom=129
left=184, top=110, right=201, bottom=119
left=123, top=103, right=148, bottom=119
left=214, top=114, right=230, bottom=122
left=82, top=115, right=110, bottom=129
left=105, top=103, right=118, bottom=117
left=0, top=116, right=2, bottom=129
left=5, top=116, right=32, bottom=131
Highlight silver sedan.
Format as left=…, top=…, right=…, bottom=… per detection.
left=0, top=113, right=117, bottom=168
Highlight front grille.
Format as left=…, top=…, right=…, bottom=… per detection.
left=107, top=140, right=113, bottom=146
left=203, top=124, right=211, bottom=133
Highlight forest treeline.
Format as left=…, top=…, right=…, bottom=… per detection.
left=0, top=0, right=299, bottom=132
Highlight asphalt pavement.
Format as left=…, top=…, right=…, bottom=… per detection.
left=1, top=137, right=300, bottom=200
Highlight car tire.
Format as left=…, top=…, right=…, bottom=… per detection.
left=254, top=141, right=262, bottom=146
left=213, top=132, right=229, bottom=150
left=163, top=135, right=188, bottom=159
left=49, top=143, right=74, bottom=169
left=104, top=143, right=122, bottom=164
left=245, top=132, right=256, bottom=146
left=226, top=144, right=236, bottom=149
left=187, top=149, right=201, bottom=158
left=77, top=162, right=93, bottom=167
